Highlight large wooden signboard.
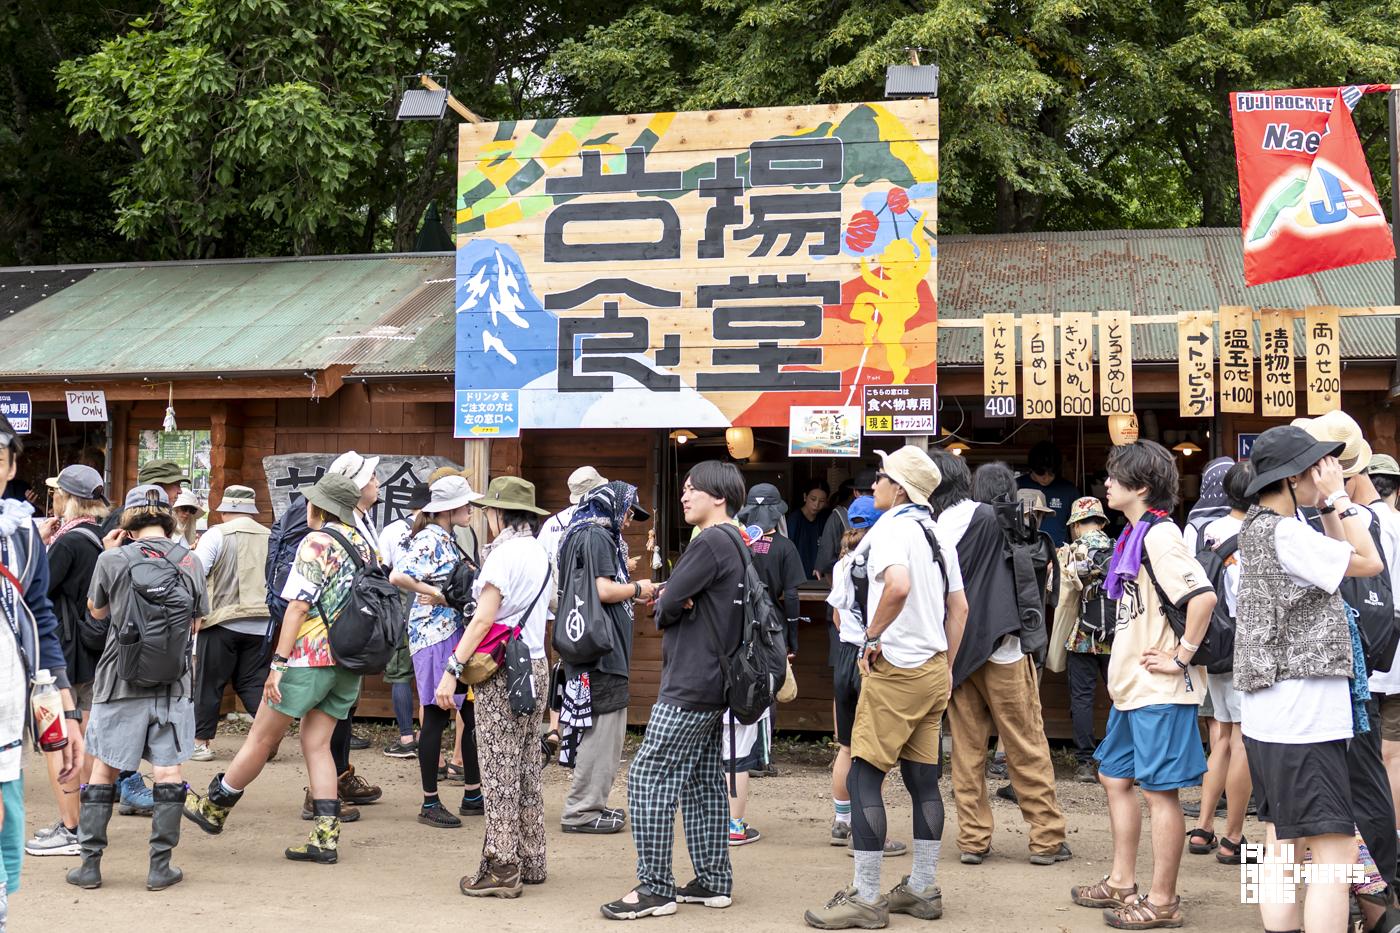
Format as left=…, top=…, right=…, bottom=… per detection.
left=453, top=102, right=940, bottom=433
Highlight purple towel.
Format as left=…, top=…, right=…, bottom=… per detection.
left=1105, top=510, right=1169, bottom=600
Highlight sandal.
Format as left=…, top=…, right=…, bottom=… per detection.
left=1217, top=834, right=1248, bottom=865
left=1186, top=828, right=1216, bottom=854
left=1103, top=894, right=1184, bottom=929
left=542, top=729, right=561, bottom=760
left=1070, top=875, right=1138, bottom=909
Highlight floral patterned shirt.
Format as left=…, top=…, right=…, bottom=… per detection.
left=394, top=524, right=464, bottom=654
left=278, top=522, right=372, bottom=668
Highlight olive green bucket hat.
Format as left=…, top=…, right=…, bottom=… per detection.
left=475, top=475, right=549, bottom=515
left=304, top=474, right=362, bottom=526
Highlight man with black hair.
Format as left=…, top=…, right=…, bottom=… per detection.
left=816, top=470, right=876, bottom=581
left=602, top=460, right=746, bottom=921
left=1017, top=441, right=1080, bottom=547
left=931, top=454, right=1068, bottom=868
left=787, top=480, right=829, bottom=579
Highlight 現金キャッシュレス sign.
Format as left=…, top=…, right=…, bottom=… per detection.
left=453, top=101, right=939, bottom=435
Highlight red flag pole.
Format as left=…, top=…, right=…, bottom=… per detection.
left=1390, top=89, right=1399, bottom=393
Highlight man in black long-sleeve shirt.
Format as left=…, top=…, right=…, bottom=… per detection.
left=602, top=461, right=746, bottom=921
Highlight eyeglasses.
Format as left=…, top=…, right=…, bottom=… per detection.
left=874, top=472, right=892, bottom=484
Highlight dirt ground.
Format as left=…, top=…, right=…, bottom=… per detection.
left=13, top=730, right=1261, bottom=932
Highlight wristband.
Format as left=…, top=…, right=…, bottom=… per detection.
left=1173, top=657, right=1188, bottom=672
left=270, top=661, right=288, bottom=674
left=63, top=709, right=82, bottom=722
left=1179, top=638, right=1199, bottom=653
left=633, top=581, right=642, bottom=599
left=1324, top=490, right=1350, bottom=509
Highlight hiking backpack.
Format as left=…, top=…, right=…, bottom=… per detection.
left=114, top=542, right=197, bottom=688
left=988, top=498, right=1059, bottom=660
left=265, top=493, right=310, bottom=627
left=706, top=525, right=789, bottom=726
left=1140, top=537, right=1234, bottom=674
left=1188, top=535, right=1240, bottom=674
left=1336, top=506, right=1398, bottom=674
left=850, top=513, right=949, bottom=634
left=316, top=527, right=407, bottom=675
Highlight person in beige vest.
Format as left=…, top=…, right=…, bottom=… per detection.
left=190, top=486, right=272, bottom=762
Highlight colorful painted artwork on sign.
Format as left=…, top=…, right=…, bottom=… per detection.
left=454, top=102, right=939, bottom=433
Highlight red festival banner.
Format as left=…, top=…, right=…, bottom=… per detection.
left=1230, top=85, right=1394, bottom=286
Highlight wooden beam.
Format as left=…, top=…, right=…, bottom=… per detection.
left=419, top=75, right=481, bottom=124
left=934, top=306, right=1400, bottom=328
left=8, top=367, right=352, bottom=402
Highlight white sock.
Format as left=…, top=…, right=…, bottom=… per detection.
left=834, top=798, right=852, bottom=825
left=908, top=840, right=941, bottom=891
left=220, top=776, right=242, bottom=796
left=852, top=849, right=882, bottom=902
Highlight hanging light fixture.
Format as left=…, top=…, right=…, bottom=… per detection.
left=725, top=426, right=754, bottom=460
left=669, top=429, right=697, bottom=445
left=947, top=441, right=971, bottom=456
left=1172, top=441, right=1202, bottom=457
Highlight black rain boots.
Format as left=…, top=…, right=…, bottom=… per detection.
left=147, top=782, right=186, bottom=891
left=65, top=783, right=115, bottom=889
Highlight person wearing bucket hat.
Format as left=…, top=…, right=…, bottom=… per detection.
left=432, top=473, right=552, bottom=897
left=189, top=486, right=273, bottom=764
left=1235, top=425, right=1385, bottom=933
left=538, top=466, right=608, bottom=565
left=388, top=474, right=486, bottom=829
left=1070, top=440, right=1214, bottom=929
left=73, top=483, right=208, bottom=893
left=805, top=447, right=967, bottom=930
left=184, top=473, right=374, bottom=866
left=926, top=457, right=1067, bottom=870
left=823, top=494, right=908, bottom=858
left=172, top=490, right=204, bottom=547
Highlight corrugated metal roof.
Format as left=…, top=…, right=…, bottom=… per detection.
left=0, top=257, right=453, bottom=378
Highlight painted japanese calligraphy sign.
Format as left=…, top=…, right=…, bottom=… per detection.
left=1097, top=310, right=1132, bottom=415
left=1177, top=311, right=1215, bottom=418
left=982, top=313, right=1016, bottom=418
left=1218, top=306, right=1255, bottom=414
left=453, top=102, right=939, bottom=433
left=1059, top=312, right=1094, bottom=417
left=1021, top=314, right=1055, bottom=420
left=1304, top=305, right=1341, bottom=414
left=262, top=454, right=459, bottom=529
left=1260, top=309, right=1296, bottom=417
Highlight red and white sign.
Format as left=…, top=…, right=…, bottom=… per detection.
left=1230, top=85, right=1394, bottom=286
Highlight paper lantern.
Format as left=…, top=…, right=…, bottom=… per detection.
left=1108, top=412, right=1139, bottom=446
left=726, top=426, right=754, bottom=460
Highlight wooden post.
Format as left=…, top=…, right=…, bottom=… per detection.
left=463, top=438, right=491, bottom=542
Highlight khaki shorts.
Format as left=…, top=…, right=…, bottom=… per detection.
left=1380, top=693, right=1400, bottom=743
left=850, top=652, right=949, bottom=772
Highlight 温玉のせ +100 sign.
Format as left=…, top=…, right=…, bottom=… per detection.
left=452, top=101, right=939, bottom=437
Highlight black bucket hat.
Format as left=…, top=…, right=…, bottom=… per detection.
left=1245, top=425, right=1345, bottom=497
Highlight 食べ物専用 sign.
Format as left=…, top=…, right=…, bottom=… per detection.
left=863, top=384, right=936, bottom=435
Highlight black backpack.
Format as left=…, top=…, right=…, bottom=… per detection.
left=1188, top=535, right=1240, bottom=674
left=1336, top=506, right=1398, bottom=674
left=441, top=540, right=480, bottom=616
left=1141, top=540, right=1233, bottom=673
left=988, top=499, right=1059, bottom=660
left=705, top=525, right=788, bottom=727
left=316, top=527, right=407, bottom=675
left=265, top=493, right=310, bottom=627
left=850, top=512, right=949, bottom=633
left=114, top=542, right=197, bottom=688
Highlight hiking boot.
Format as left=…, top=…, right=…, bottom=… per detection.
left=601, top=885, right=677, bottom=919
left=830, top=819, right=852, bottom=846
left=676, top=878, right=732, bottom=908
left=1074, top=762, right=1098, bottom=783
left=25, top=819, right=80, bottom=857
left=418, top=801, right=463, bottom=828
left=995, top=783, right=1018, bottom=803
left=65, top=783, right=115, bottom=889
left=887, top=876, right=943, bottom=920
left=337, top=766, right=382, bottom=804
left=461, top=859, right=523, bottom=898
left=986, top=754, right=1008, bottom=780
left=960, top=848, right=990, bottom=865
left=804, top=886, right=889, bottom=929
left=182, top=774, right=243, bottom=836
left=147, top=782, right=186, bottom=891
left=1029, top=842, right=1073, bottom=866
left=118, top=772, right=154, bottom=816
left=383, top=739, right=417, bottom=759
left=459, top=792, right=485, bottom=816
left=300, top=787, right=359, bottom=823
left=285, top=799, right=340, bottom=864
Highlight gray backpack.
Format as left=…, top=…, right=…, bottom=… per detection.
left=115, top=542, right=196, bottom=688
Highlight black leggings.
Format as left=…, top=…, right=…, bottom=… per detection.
left=849, top=756, right=944, bottom=852
left=418, top=701, right=481, bottom=795
left=331, top=708, right=355, bottom=774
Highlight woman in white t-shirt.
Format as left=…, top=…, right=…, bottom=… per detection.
left=1238, top=426, right=1383, bottom=933
left=435, top=476, right=552, bottom=899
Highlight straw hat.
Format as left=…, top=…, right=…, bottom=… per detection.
left=1292, top=411, right=1372, bottom=477
left=874, top=446, right=941, bottom=507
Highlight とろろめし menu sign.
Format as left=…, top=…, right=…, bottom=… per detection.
left=453, top=101, right=939, bottom=433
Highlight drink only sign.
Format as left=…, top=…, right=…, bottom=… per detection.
left=65, top=390, right=107, bottom=422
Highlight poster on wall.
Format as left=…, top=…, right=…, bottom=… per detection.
left=453, top=101, right=940, bottom=435
left=138, top=430, right=212, bottom=499
left=0, top=392, right=31, bottom=434
left=262, top=454, right=460, bottom=528
left=789, top=406, right=861, bottom=457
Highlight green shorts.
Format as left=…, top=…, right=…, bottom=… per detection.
left=271, top=666, right=362, bottom=721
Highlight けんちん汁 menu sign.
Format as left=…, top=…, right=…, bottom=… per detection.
left=453, top=101, right=939, bottom=433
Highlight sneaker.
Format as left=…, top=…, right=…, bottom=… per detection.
left=459, top=793, right=485, bottom=816
left=349, top=730, right=371, bottom=750
left=1029, top=843, right=1073, bottom=866
left=1074, top=762, right=1098, bottom=783
left=887, top=876, right=943, bottom=920
left=564, top=811, right=626, bottom=834
left=190, top=744, right=215, bottom=763
left=995, top=783, right=1018, bottom=803
left=461, top=860, right=523, bottom=899
left=418, top=801, right=463, bottom=829
left=831, top=819, right=852, bottom=846
left=803, top=886, right=889, bottom=930
left=846, top=839, right=908, bottom=858
left=118, top=772, right=154, bottom=816
left=728, top=819, right=761, bottom=846
left=383, top=739, right=418, bottom=759
left=1181, top=798, right=1228, bottom=819
left=604, top=806, right=627, bottom=823
left=601, top=885, right=678, bottom=920
left=960, top=848, right=989, bottom=865
left=24, top=820, right=80, bottom=857
left=676, top=879, right=732, bottom=908
left=986, top=755, right=1009, bottom=780
left=337, top=766, right=382, bottom=804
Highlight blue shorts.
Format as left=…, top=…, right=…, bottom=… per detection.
left=1095, top=704, right=1207, bottom=791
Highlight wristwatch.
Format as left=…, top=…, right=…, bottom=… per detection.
left=633, top=581, right=643, bottom=599
left=1324, top=490, right=1350, bottom=509
left=63, top=709, right=82, bottom=722
left=271, top=653, right=290, bottom=665
left=445, top=654, right=466, bottom=679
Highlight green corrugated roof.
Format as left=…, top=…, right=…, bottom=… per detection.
left=0, top=255, right=453, bottom=378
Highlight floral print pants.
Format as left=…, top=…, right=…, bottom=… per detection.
left=473, top=657, right=549, bottom=883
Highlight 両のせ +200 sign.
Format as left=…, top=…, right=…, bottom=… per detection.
left=452, top=102, right=939, bottom=435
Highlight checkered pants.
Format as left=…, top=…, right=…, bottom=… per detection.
left=627, top=703, right=731, bottom=898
